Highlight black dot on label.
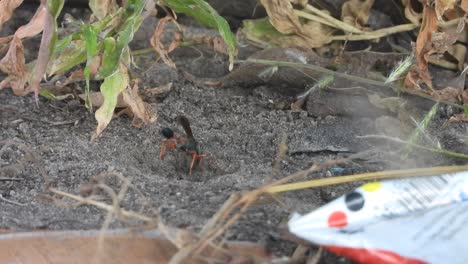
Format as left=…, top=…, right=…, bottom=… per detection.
left=345, top=191, right=365, bottom=211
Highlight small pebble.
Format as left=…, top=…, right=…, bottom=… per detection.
left=18, top=122, right=29, bottom=135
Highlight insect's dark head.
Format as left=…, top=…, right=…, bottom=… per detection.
left=161, top=127, right=174, bottom=139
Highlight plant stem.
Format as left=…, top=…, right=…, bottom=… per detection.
left=245, top=58, right=464, bottom=109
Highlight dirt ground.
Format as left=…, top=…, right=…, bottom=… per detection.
left=2, top=4, right=468, bottom=264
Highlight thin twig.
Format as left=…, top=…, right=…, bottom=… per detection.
left=49, top=188, right=154, bottom=222
left=0, top=178, right=22, bottom=181
left=330, top=23, right=418, bottom=41
left=0, top=194, right=27, bottom=206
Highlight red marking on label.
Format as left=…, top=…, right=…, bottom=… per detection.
left=325, top=245, right=427, bottom=264
left=328, top=211, right=348, bottom=228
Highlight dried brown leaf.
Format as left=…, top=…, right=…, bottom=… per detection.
left=259, top=0, right=333, bottom=48
left=406, top=6, right=466, bottom=90
left=449, top=113, right=468, bottom=122
left=341, top=0, right=375, bottom=29
left=183, top=26, right=238, bottom=57
left=462, top=89, right=468, bottom=104
left=142, top=82, right=173, bottom=98
left=300, top=20, right=334, bottom=48
left=260, top=0, right=303, bottom=35
left=0, top=36, right=13, bottom=46
left=0, top=5, right=46, bottom=95
left=462, top=0, right=468, bottom=13
left=150, top=16, right=177, bottom=69
left=210, top=36, right=230, bottom=56
left=431, top=86, right=463, bottom=103
left=122, top=81, right=157, bottom=128
left=0, top=36, right=30, bottom=95
left=435, top=0, right=457, bottom=20
left=431, top=18, right=466, bottom=70
left=0, top=0, right=23, bottom=31
left=14, top=5, right=47, bottom=39
left=429, top=18, right=464, bottom=55
left=0, top=37, right=24, bottom=77
left=412, top=6, right=438, bottom=89
left=30, top=4, right=58, bottom=99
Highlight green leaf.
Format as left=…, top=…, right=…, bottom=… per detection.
left=83, top=25, right=99, bottom=110
left=99, top=37, right=117, bottom=77
left=53, top=35, right=73, bottom=56
left=98, top=0, right=146, bottom=78
left=46, top=0, right=65, bottom=56
left=165, top=0, right=237, bottom=69
left=48, top=39, right=87, bottom=76
left=385, top=54, right=414, bottom=84
left=47, top=0, right=65, bottom=20
left=39, top=89, right=57, bottom=100
left=89, top=0, right=118, bottom=20
left=318, top=75, right=334, bottom=89
left=402, top=102, right=439, bottom=158
left=93, top=64, right=129, bottom=139
left=464, top=104, right=468, bottom=116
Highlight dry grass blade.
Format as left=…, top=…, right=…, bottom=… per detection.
left=290, top=245, right=308, bottom=263
left=297, top=2, right=418, bottom=43
left=304, top=4, right=363, bottom=34
left=266, top=165, right=468, bottom=193
left=150, top=16, right=178, bottom=69
left=329, top=23, right=418, bottom=41
left=49, top=187, right=155, bottom=223
left=307, top=247, right=323, bottom=264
